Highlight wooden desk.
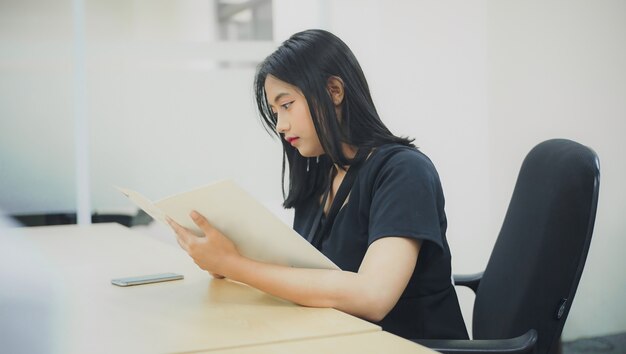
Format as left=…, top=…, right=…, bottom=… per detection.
left=203, top=331, right=437, bottom=354
left=0, top=224, right=379, bottom=353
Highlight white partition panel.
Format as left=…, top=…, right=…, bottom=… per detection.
left=0, top=0, right=77, bottom=216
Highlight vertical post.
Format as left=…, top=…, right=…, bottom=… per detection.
left=72, top=0, right=91, bottom=225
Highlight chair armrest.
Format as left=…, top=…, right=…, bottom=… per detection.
left=454, top=272, right=484, bottom=294
left=412, top=329, right=537, bottom=354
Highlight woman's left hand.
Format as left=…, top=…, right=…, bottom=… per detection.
left=167, top=210, right=240, bottom=279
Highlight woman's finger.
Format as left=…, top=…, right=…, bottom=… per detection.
left=167, top=217, right=191, bottom=252
left=190, top=211, right=216, bottom=236
left=174, top=233, right=189, bottom=252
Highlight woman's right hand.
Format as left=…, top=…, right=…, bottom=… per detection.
left=167, top=211, right=241, bottom=279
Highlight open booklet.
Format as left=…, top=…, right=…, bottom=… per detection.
left=117, top=180, right=339, bottom=270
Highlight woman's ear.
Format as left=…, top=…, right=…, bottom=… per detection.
left=326, top=76, right=345, bottom=106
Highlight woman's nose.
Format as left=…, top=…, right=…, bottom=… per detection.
left=275, top=114, right=290, bottom=133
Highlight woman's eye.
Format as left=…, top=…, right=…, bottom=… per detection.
left=281, top=101, right=293, bottom=110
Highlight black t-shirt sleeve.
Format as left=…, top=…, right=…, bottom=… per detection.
left=368, top=150, right=445, bottom=249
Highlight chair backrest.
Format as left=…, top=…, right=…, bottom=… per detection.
left=472, top=139, right=600, bottom=354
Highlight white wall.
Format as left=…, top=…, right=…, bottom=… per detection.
left=84, top=3, right=287, bottom=219
left=487, top=0, right=626, bottom=339
left=1, top=0, right=624, bottom=341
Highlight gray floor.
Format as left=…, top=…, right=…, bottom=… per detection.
left=563, top=332, right=626, bottom=354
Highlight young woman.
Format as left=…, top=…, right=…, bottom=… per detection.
left=168, top=29, right=468, bottom=340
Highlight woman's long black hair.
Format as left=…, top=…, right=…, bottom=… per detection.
left=254, top=29, right=414, bottom=209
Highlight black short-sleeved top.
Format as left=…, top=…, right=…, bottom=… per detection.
left=293, top=144, right=469, bottom=340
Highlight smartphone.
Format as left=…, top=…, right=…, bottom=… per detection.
left=111, top=273, right=184, bottom=287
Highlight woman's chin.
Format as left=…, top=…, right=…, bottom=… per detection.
left=297, top=149, right=320, bottom=158
left=294, top=144, right=324, bottom=158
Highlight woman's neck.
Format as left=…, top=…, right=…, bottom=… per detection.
left=333, top=144, right=358, bottom=175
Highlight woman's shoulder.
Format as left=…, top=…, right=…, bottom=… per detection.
left=356, top=143, right=442, bottom=194
left=367, top=143, right=437, bottom=175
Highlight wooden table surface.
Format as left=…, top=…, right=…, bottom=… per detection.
left=0, top=223, right=382, bottom=354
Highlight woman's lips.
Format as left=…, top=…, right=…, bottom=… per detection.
left=286, top=137, right=299, bottom=145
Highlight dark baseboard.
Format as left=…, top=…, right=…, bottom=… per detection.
left=11, top=210, right=152, bottom=228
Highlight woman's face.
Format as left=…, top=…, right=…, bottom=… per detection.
left=264, top=75, right=325, bottom=157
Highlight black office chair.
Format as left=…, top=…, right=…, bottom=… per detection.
left=415, top=139, right=600, bottom=354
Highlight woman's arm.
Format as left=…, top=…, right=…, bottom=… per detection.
left=169, top=211, right=420, bottom=322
